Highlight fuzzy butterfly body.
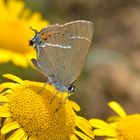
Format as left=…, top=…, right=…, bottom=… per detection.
left=30, top=20, right=93, bottom=93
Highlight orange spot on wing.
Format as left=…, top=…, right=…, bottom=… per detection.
left=47, top=31, right=56, bottom=37
left=41, top=32, right=47, bottom=40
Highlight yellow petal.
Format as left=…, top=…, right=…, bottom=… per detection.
left=94, top=129, right=117, bottom=137
left=0, top=106, right=11, bottom=117
left=89, top=119, right=112, bottom=129
left=11, top=54, right=29, bottom=68
left=2, top=74, right=23, bottom=84
left=0, top=82, right=17, bottom=92
left=107, top=115, right=120, bottom=122
left=75, top=130, right=92, bottom=140
left=7, top=0, right=24, bottom=18
left=70, top=134, right=79, bottom=140
left=76, top=116, right=91, bottom=128
left=22, top=8, right=31, bottom=18
left=0, top=105, right=9, bottom=110
left=0, top=95, right=9, bottom=102
left=7, top=128, right=28, bottom=140
left=0, top=111, right=11, bottom=118
left=22, top=137, right=28, bottom=140
left=1, top=89, right=13, bottom=96
left=108, top=101, right=127, bottom=117
left=109, top=122, right=118, bottom=128
left=3, top=118, right=13, bottom=126
left=76, top=116, right=94, bottom=138
left=105, top=138, right=118, bottom=140
left=69, top=101, right=80, bottom=112
left=1, top=121, right=21, bottom=134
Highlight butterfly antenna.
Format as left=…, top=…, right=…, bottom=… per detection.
left=54, top=93, right=64, bottom=113
left=29, top=26, right=38, bottom=35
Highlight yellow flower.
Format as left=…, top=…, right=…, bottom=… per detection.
left=0, top=74, right=94, bottom=140
left=0, top=0, right=49, bottom=67
left=89, top=101, right=140, bottom=140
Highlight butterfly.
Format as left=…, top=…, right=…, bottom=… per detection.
left=29, top=20, right=93, bottom=93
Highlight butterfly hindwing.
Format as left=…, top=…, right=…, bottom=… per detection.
left=35, top=20, right=93, bottom=86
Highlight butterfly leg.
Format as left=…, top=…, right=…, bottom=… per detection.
left=50, top=90, right=59, bottom=104
left=63, top=94, right=70, bottom=104
left=37, top=82, right=48, bottom=94
left=54, top=93, right=64, bottom=113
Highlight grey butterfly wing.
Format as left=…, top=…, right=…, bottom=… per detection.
left=31, top=48, right=58, bottom=82
left=57, top=37, right=92, bottom=86
left=38, top=20, right=93, bottom=49
left=59, top=20, right=93, bottom=85
left=33, top=21, right=93, bottom=86
left=61, top=20, right=93, bottom=42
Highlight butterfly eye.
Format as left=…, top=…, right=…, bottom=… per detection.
left=67, top=85, right=75, bottom=93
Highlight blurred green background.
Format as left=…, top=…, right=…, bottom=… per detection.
left=1, top=0, right=140, bottom=120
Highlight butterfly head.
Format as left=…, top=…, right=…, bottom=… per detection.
left=59, top=84, right=75, bottom=93
left=56, top=84, right=75, bottom=93
left=52, top=80, right=75, bottom=93
left=29, top=27, right=44, bottom=48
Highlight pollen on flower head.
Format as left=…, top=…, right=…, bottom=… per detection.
left=7, top=81, right=75, bottom=140
left=0, top=74, right=94, bottom=140
left=117, top=114, right=140, bottom=140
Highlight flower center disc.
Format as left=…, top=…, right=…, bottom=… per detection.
left=117, top=114, right=140, bottom=140
left=8, top=81, right=75, bottom=140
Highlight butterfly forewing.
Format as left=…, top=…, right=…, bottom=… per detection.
left=61, top=20, right=93, bottom=41
left=39, top=20, right=93, bottom=48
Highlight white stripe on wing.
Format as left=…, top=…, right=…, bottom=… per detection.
left=40, top=43, right=72, bottom=49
